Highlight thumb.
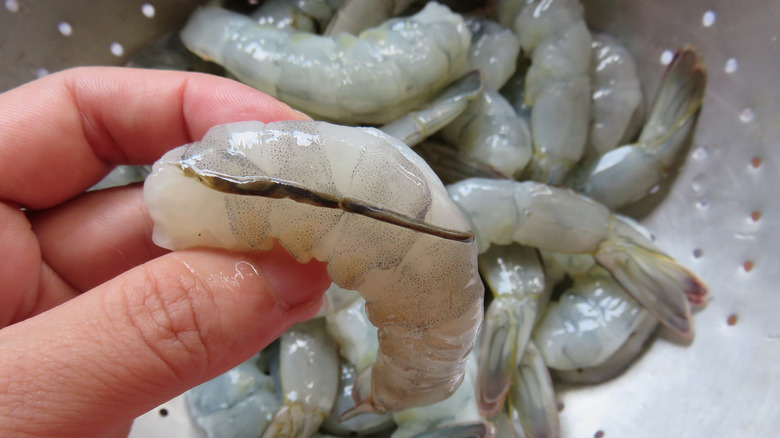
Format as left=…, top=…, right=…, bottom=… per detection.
left=0, top=246, right=329, bottom=437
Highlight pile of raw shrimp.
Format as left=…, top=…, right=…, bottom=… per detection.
left=122, top=1, right=710, bottom=437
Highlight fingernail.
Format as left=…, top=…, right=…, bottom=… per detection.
left=291, top=109, right=313, bottom=121
left=248, top=246, right=330, bottom=308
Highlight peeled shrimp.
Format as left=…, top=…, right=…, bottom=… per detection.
left=446, top=178, right=707, bottom=338
left=143, top=120, right=484, bottom=413
left=498, top=0, right=592, bottom=184
left=323, top=0, right=415, bottom=36
left=568, top=47, right=706, bottom=208
left=440, top=84, right=533, bottom=178
left=464, top=17, right=521, bottom=90
left=180, top=2, right=470, bottom=124
left=586, top=34, right=644, bottom=158
left=250, top=0, right=345, bottom=33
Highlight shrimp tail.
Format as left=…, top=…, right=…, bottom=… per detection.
left=476, top=296, right=534, bottom=418
left=260, top=404, right=322, bottom=438
left=638, top=46, right=707, bottom=153
left=595, top=216, right=709, bottom=338
left=340, top=364, right=378, bottom=420
left=508, top=342, right=561, bottom=438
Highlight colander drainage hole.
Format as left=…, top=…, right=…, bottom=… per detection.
left=158, top=408, right=168, bottom=417
left=142, top=3, right=155, bottom=18
left=749, top=156, right=762, bottom=169
left=693, top=248, right=703, bottom=259
left=110, top=42, right=125, bottom=57
left=750, top=210, right=762, bottom=222
left=727, top=314, right=738, bottom=326
left=594, top=430, right=605, bottom=438
left=742, top=260, right=754, bottom=272
left=58, top=22, right=73, bottom=37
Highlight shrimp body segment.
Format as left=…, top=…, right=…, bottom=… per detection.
left=143, top=121, right=484, bottom=412
left=180, top=2, right=470, bottom=124
left=446, top=178, right=708, bottom=338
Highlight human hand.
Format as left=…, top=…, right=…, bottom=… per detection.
left=0, top=67, right=330, bottom=437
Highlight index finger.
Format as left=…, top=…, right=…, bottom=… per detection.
left=0, top=67, right=309, bottom=209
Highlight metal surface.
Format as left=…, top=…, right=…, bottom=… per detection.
left=1, top=0, right=778, bottom=436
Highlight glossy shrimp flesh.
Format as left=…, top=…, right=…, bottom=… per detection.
left=498, top=0, right=593, bottom=184
left=180, top=2, right=470, bottom=124
left=446, top=178, right=707, bottom=339
left=143, top=120, right=484, bottom=413
left=568, top=47, right=707, bottom=209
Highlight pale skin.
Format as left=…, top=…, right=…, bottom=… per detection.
left=0, top=67, right=331, bottom=437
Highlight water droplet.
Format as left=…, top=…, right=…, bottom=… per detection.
left=693, top=248, right=703, bottom=259
left=4, top=0, right=19, bottom=12
left=35, top=67, right=49, bottom=78
left=58, top=21, right=72, bottom=37
left=739, top=107, right=755, bottom=123
left=660, top=50, right=674, bottom=65
left=695, top=196, right=710, bottom=209
left=725, top=58, right=738, bottom=73
left=141, top=3, right=155, bottom=18
left=702, top=10, right=716, bottom=27
left=692, top=146, right=707, bottom=160
left=110, top=42, right=124, bottom=57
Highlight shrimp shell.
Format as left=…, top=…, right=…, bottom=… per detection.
left=143, top=120, right=484, bottom=412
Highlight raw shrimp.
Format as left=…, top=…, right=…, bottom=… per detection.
left=446, top=178, right=707, bottom=338
left=440, top=85, right=533, bottom=178
left=586, top=34, right=644, bottom=158
left=497, top=0, right=592, bottom=184
left=322, top=296, right=395, bottom=434
left=180, top=2, right=470, bottom=124
left=391, top=352, right=492, bottom=438
left=475, top=244, right=547, bottom=417
left=506, top=342, right=560, bottom=438
left=143, top=120, right=484, bottom=413
left=380, top=71, right=484, bottom=148
left=323, top=0, right=415, bottom=36
left=250, top=0, right=344, bottom=33
left=568, top=47, right=706, bottom=209
left=186, top=352, right=282, bottom=438
left=415, top=141, right=512, bottom=185
left=464, top=17, right=521, bottom=90
left=533, top=253, right=654, bottom=371
left=261, top=318, right=339, bottom=438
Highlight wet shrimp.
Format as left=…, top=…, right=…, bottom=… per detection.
left=568, top=47, right=707, bottom=208
left=143, top=120, right=484, bottom=413
left=446, top=178, right=708, bottom=338
left=507, top=342, right=561, bottom=438
left=250, top=0, right=345, bottom=33
left=475, top=244, right=547, bottom=417
left=261, top=318, right=340, bottom=437
left=180, top=2, right=470, bottom=124
left=497, top=0, right=592, bottom=184
left=533, top=253, right=655, bottom=372
left=380, top=71, right=485, bottom=148
left=586, top=34, right=644, bottom=158
left=464, top=17, right=521, bottom=90
left=440, top=84, right=533, bottom=178
left=323, top=0, right=415, bottom=36
left=186, top=352, right=282, bottom=438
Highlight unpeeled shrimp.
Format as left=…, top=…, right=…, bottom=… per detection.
left=446, top=178, right=707, bottom=338
left=180, top=2, right=470, bottom=124
left=143, top=120, right=484, bottom=412
left=250, top=0, right=345, bottom=33
left=323, top=0, right=415, bottom=36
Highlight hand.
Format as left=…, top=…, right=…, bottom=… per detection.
left=0, top=67, right=330, bottom=437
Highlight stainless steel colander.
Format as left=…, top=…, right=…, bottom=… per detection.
left=2, top=1, right=778, bottom=436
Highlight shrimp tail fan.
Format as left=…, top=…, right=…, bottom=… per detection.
left=594, top=215, right=708, bottom=338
